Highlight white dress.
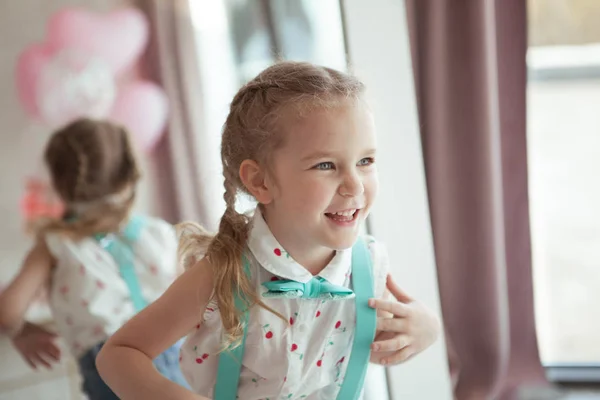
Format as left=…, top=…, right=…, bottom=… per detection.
left=179, top=210, right=389, bottom=399
left=44, top=215, right=178, bottom=358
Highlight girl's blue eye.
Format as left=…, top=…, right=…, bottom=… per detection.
left=358, top=157, right=375, bottom=166
left=315, top=162, right=335, bottom=170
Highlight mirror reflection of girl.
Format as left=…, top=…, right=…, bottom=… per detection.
left=0, top=119, right=188, bottom=399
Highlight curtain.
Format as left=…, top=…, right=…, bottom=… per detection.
left=405, top=1, right=549, bottom=398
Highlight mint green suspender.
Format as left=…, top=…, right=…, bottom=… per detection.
left=94, top=215, right=148, bottom=312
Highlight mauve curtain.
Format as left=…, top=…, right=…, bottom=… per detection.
left=135, top=0, right=222, bottom=230
left=405, top=1, right=548, bottom=399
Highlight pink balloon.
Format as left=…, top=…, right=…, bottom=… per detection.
left=110, top=81, right=168, bottom=152
left=47, top=7, right=149, bottom=75
left=37, top=49, right=117, bottom=128
left=15, top=43, right=55, bottom=118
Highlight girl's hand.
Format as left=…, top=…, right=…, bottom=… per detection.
left=368, top=275, right=441, bottom=366
left=11, top=322, right=61, bottom=369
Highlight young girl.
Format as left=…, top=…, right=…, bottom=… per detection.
left=97, top=62, right=440, bottom=399
left=0, top=119, right=188, bottom=399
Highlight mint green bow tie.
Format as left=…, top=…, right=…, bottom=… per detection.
left=262, top=276, right=354, bottom=300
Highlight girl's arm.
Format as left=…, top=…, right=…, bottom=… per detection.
left=0, top=240, right=54, bottom=336
left=96, top=258, right=214, bottom=400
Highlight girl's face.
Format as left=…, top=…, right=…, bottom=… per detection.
left=261, top=100, right=379, bottom=264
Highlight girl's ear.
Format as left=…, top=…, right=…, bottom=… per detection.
left=239, top=160, right=273, bottom=205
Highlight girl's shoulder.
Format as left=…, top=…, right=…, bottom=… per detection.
left=43, top=230, right=83, bottom=261
left=43, top=215, right=176, bottom=263
left=135, top=215, right=176, bottom=245
left=128, top=215, right=180, bottom=279
left=360, top=234, right=390, bottom=299
left=360, top=234, right=389, bottom=266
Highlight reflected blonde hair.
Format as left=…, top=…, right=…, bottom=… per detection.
left=178, top=61, right=365, bottom=347
left=36, top=118, right=141, bottom=239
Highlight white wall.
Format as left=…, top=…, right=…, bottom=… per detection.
left=342, top=1, right=453, bottom=398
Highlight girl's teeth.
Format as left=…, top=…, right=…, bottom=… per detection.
left=333, top=210, right=356, bottom=216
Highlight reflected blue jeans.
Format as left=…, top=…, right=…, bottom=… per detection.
left=78, top=340, right=188, bottom=400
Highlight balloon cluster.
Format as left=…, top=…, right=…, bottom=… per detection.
left=16, top=7, right=168, bottom=153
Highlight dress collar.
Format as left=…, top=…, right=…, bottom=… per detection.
left=247, top=208, right=351, bottom=285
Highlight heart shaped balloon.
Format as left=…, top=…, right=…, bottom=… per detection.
left=47, top=8, right=149, bottom=75
left=110, top=81, right=169, bottom=152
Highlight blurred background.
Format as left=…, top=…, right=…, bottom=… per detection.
left=0, top=0, right=599, bottom=399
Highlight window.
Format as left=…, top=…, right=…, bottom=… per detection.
left=528, top=0, right=600, bottom=376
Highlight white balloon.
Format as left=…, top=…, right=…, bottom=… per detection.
left=36, top=49, right=116, bottom=128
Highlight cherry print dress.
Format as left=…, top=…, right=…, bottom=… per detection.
left=44, top=216, right=178, bottom=357
left=179, top=208, right=389, bottom=399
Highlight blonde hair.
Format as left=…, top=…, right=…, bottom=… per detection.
left=178, top=61, right=365, bottom=347
left=36, top=118, right=141, bottom=239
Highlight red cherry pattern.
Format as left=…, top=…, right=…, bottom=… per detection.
left=263, top=324, right=273, bottom=339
